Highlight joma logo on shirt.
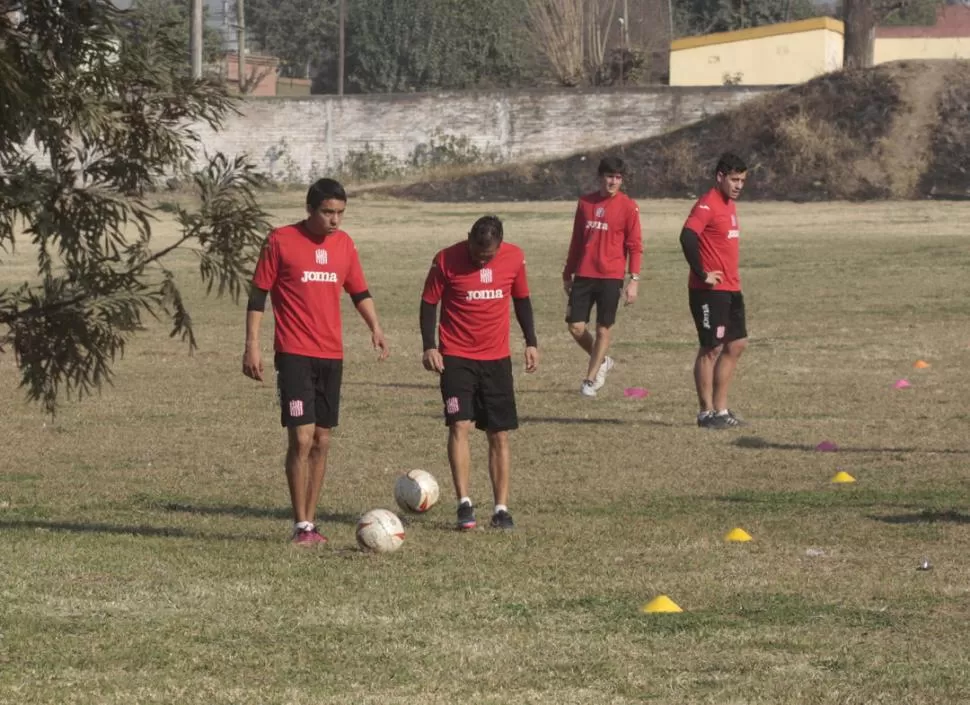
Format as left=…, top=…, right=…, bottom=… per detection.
left=301, top=271, right=338, bottom=283
left=585, top=221, right=609, bottom=232
left=466, top=289, right=504, bottom=301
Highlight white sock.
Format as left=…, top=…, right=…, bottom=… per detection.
left=698, top=410, right=713, bottom=420
left=295, top=521, right=314, bottom=532
left=494, top=504, right=508, bottom=514
left=716, top=409, right=729, bottom=416
left=459, top=497, right=472, bottom=508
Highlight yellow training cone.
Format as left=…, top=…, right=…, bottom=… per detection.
left=725, top=527, right=753, bottom=542
left=831, top=471, right=856, bottom=484
left=914, top=360, right=930, bottom=369
left=641, top=595, right=683, bottom=613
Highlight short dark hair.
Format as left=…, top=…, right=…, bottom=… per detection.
left=715, top=153, right=747, bottom=177
left=598, top=156, right=626, bottom=176
left=468, top=215, right=504, bottom=247
left=306, top=178, right=347, bottom=209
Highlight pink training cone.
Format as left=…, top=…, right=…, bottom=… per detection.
left=894, top=379, right=911, bottom=390
left=624, top=387, right=649, bottom=399
left=815, top=441, right=839, bottom=452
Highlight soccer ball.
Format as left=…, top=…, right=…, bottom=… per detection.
left=394, top=469, right=440, bottom=513
left=355, top=508, right=406, bottom=553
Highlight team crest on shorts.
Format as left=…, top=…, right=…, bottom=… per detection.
left=315, top=249, right=328, bottom=265
left=715, top=326, right=726, bottom=339
left=289, top=399, right=304, bottom=417
left=445, top=396, right=460, bottom=415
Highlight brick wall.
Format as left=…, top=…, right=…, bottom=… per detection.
left=190, top=86, right=775, bottom=182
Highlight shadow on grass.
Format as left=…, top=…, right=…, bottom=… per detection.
left=156, top=502, right=359, bottom=526
left=344, top=381, right=434, bottom=390
left=732, top=435, right=970, bottom=455
left=0, top=518, right=271, bottom=541
left=520, top=415, right=630, bottom=426
left=869, top=509, right=970, bottom=525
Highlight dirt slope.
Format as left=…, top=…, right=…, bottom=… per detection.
left=381, top=61, right=970, bottom=202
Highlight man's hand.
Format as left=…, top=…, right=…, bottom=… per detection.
left=242, top=345, right=263, bottom=381
left=423, top=349, right=445, bottom=374
left=704, top=271, right=723, bottom=286
left=372, top=327, right=390, bottom=361
left=623, top=279, right=639, bottom=306
left=524, top=346, right=539, bottom=373
left=562, top=277, right=572, bottom=295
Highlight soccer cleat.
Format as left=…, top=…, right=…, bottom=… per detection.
left=307, top=526, right=328, bottom=544
left=580, top=380, right=597, bottom=397
left=591, top=356, right=615, bottom=391
left=456, top=502, right=477, bottom=531
left=490, top=509, right=515, bottom=530
left=697, top=411, right=717, bottom=428
left=292, top=525, right=328, bottom=546
left=716, top=409, right=746, bottom=427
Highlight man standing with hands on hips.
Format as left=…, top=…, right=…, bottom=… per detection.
left=679, top=153, right=749, bottom=429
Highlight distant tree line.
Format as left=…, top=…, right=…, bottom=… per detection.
left=124, top=0, right=953, bottom=90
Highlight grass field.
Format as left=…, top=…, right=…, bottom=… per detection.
left=3, top=196, right=970, bottom=704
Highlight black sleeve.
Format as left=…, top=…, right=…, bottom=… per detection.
left=351, top=289, right=372, bottom=305
left=513, top=296, right=538, bottom=348
left=247, top=286, right=268, bottom=312
left=679, top=227, right=706, bottom=280
left=420, top=299, right=438, bottom=351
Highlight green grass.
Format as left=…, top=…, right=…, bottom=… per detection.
left=2, top=198, right=970, bottom=704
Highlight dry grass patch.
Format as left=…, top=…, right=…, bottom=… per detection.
left=2, top=198, right=970, bottom=704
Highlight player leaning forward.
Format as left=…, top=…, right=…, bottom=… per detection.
left=244, top=178, right=390, bottom=545
left=420, top=216, right=539, bottom=531
left=679, top=153, right=749, bottom=429
left=562, top=156, right=643, bottom=397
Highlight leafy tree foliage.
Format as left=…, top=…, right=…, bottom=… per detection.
left=673, top=0, right=820, bottom=36
left=127, top=0, right=224, bottom=63
left=313, top=0, right=540, bottom=93
left=245, top=0, right=337, bottom=78
left=0, top=0, right=270, bottom=413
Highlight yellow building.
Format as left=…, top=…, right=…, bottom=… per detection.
left=670, top=17, right=844, bottom=87
left=669, top=8, right=970, bottom=86
left=874, top=6, right=970, bottom=64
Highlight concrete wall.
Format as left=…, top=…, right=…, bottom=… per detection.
left=189, top=86, right=774, bottom=182
left=670, top=17, right=844, bottom=87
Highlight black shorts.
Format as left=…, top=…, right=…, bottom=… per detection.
left=440, top=356, right=518, bottom=432
left=565, top=276, right=623, bottom=327
left=689, top=289, right=748, bottom=348
left=275, top=353, right=343, bottom=428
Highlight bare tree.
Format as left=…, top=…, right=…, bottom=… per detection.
left=586, top=0, right=619, bottom=83
left=527, top=0, right=585, bottom=86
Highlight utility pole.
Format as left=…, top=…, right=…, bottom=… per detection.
left=190, top=0, right=202, bottom=78
left=237, top=0, right=247, bottom=92
left=338, top=0, right=346, bottom=96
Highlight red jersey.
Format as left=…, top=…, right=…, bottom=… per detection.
left=421, top=241, right=530, bottom=361
left=563, top=190, right=643, bottom=280
left=684, top=188, right=741, bottom=291
left=252, top=222, right=368, bottom=359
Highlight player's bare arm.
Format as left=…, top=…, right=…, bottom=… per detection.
left=353, top=295, right=389, bottom=360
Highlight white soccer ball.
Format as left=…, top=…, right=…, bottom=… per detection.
left=394, top=469, right=440, bottom=513
left=355, top=508, right=406, bottom=553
